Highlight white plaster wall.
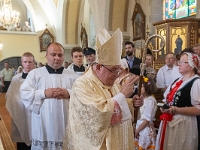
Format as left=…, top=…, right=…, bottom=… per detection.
left=88, top=0, right=109, bottom=33
left=0, top=31, right=47, bottom=64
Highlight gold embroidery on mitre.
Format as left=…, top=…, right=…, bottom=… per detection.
left=95, top=27, right=123, bottom=65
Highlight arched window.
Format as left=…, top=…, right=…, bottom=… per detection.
left=0, top=57, right=21, bottom=71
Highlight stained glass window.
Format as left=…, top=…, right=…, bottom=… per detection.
left=164, top=0, right=196, bottom=19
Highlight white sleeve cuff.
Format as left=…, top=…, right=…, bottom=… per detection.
left=113, top=93, right=132, bottom=121
left=41, top=90, right=46, bottom=99
left=34, top=90, right=46, bottom=105
left=67, top=89, right=71, bottom=96
left=31, top=90, right=46, bottom=114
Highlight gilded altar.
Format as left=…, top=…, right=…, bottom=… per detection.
left=153, top=18, right=200, bottom=70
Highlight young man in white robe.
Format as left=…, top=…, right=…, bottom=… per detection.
left=20, top=42, right=76, bottom=150
left=63, top=27, right=144, bottom=150
left=6, top=52, right=36, bottom=150
left=67, top=47, right=86, bottom=77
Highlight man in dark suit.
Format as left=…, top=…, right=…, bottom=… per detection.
left=123, top=41, right=141, bottom=72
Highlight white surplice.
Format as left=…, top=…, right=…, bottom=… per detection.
left=67, top=63, right=86, bottom=78
left=6, top=73, right=32, bottom=145
left=20, top=66, right=76, bottom=150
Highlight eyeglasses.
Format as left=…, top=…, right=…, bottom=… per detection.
left=178, top=61, right=188, bottom=65
left=102, top=65, right=120, bottom=74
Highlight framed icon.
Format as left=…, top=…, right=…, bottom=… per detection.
left=39, top=28, right=54, bottom=52
left=80, top=24, right=88, bottom=49
left=132, top=2, right=145, bottom=41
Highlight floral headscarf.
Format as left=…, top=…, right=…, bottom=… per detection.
left=183, top=52, right=200, bottom=69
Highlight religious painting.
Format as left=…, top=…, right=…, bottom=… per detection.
left=174, top=35, right=183, bottom=54
left=80, top=24, right=88, bottom=49
left=132, top=3, right=145, bottom=41
left=39, top=28, right=54, bottom=52
left=171, top=27, right=186, bottom=55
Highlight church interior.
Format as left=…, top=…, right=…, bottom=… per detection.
left=0, top=0, right=200, bottom=149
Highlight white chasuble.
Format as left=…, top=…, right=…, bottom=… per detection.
left=63, top=67, right=134, bottom=150
left=20, top=67, right=76, bottom=150
left=6, top=73, right=32, bottom=145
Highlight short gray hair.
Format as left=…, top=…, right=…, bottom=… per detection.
left=194, top=44, right=200, bottom=48
left=166, top=52, right=176, bottom=58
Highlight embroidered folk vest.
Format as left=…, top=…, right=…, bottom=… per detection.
left=171, top=77, right=199, bottom=107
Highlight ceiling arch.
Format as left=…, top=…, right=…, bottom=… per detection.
left=9, top=0, right=135, bottom=47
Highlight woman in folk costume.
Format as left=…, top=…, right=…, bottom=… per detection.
left=134, top=77, right=157, bottom=150
left=156, top=52, right=200, bottom=150
left=63, top=27, right=143, bottom=150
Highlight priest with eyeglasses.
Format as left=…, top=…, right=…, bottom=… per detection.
left=63, top=27, right=143, bottom=150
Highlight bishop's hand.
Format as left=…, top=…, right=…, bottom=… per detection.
left=132, top=94, right=144, bottom=107
left=120, top=75, right=139, bottom=98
